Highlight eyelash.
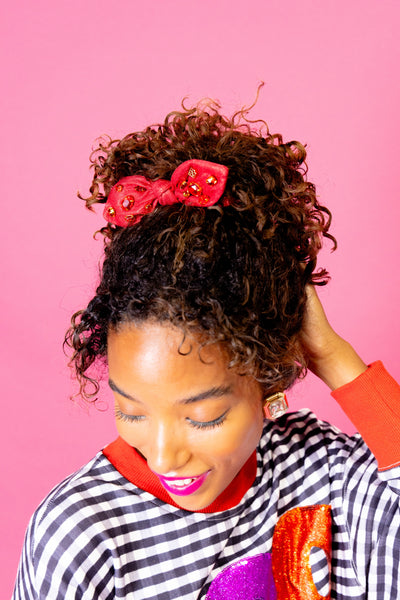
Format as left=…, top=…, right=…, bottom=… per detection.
left=114, top=408, right=228, bottom=430
left=114, top=408, right=145, bottom=424
left=188, top=411, right=228, bottom=430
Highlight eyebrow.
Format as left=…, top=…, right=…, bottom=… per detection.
left=108, top=378, right=233, bottom=405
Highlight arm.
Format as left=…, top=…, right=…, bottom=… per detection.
left=301, top=285, right=400, bottom=471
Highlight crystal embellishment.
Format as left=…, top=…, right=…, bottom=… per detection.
left=263, top=392, right=288, bottom=420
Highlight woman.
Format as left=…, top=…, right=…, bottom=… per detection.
left=13, top=102, right=400, bottom=599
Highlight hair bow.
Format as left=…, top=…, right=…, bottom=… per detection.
left=103, top=159, right=229, bottom=227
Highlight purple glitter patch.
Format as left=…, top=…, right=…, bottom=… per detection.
left=206, top=552, right=277, bottom=600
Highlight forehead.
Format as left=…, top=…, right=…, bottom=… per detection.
left=107, top=321, right=229, bottom=390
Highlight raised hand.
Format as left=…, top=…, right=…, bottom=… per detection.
left=300, top=285, right=367, bottom=390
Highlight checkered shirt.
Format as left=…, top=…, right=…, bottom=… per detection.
left=12, top=410, right=400, bottom=599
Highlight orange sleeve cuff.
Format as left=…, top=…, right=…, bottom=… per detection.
left=331, top=361, right=400, bottom=471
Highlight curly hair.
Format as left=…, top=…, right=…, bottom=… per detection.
left=65, top=99, right=336, bottom=401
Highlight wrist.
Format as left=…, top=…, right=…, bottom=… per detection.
left=308, top=337, right=368, bottom=390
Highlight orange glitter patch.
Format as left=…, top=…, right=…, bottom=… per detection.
left=272, top=505, right=332, bottom=599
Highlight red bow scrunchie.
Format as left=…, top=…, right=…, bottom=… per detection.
left=103, top=159, right=229, bottom=227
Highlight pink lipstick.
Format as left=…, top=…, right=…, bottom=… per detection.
left=155, top=471, right=210, bottom=496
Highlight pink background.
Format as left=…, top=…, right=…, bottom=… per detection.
left=2, top=0, right=400, bottom=594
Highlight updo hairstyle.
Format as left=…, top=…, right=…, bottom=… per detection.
left=65, top=99, right=336, bottom=401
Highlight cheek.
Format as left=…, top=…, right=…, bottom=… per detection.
left=188, top=408, right=264, bottom=462
left=115, top=418, right=143, bottom=447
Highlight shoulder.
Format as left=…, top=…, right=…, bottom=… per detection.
left=259, top=409, right=353, bottom=448
left=258, top=409, right=370, bottom=470
left=27, top=451, right=130, bottom=554
left=15, top=452, right=129, bottom=596
left=34, top=452, right=115, bottom=514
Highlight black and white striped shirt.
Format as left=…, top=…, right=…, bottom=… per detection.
left=12, top=408, right=400, bottom=599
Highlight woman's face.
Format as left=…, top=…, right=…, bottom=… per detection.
left=107, top=321, right=265, bottom=511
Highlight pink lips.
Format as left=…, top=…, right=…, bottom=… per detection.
left=155, top=471, right=211, bottom=496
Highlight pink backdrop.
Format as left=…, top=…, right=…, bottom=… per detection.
left=2, top=0, right=400, bottom=594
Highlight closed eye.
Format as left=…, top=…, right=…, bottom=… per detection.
left=114, top=407, right=230, bottom=429
left=114, top=407, right=145, bottom=423
left=187, top=409, right=229, bottom=430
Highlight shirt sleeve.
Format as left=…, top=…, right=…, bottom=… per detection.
left=11, top=460, right=117, bottom=600
left=329, top=361, right=400, bottom=597
left=12, top=513, right=38, bottom=600
left=331, top=360, right=400, bottom=471
left=12, top=499, right=115, bottom=600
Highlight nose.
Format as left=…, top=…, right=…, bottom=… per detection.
left=146, top=420, right=191, bottom=475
